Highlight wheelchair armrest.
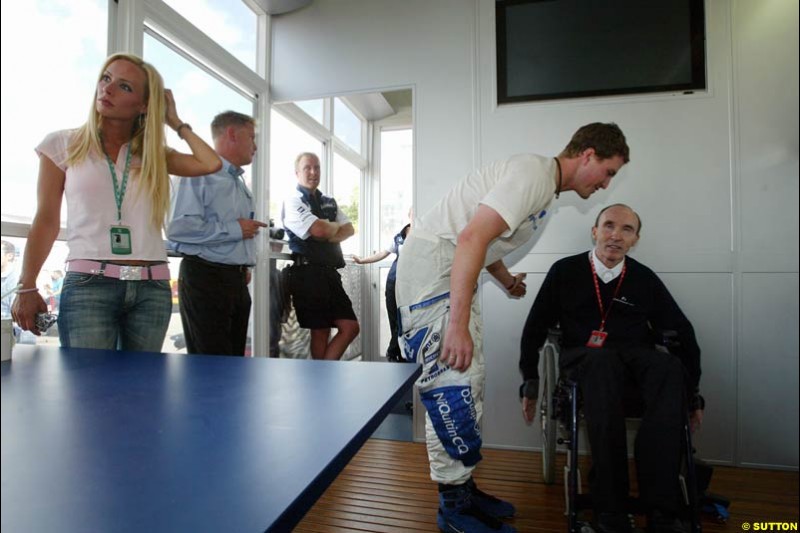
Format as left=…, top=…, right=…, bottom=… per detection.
left=546, top=327, right=562, bottom=345
left=652, top=329, right=703, bottom=408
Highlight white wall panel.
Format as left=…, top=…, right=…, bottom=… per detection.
left=659, top=273, right=735, bottom=464
left=270, top=0, right=478, bottom=214
left=732, top=0, right=799, bottom=469
left=734, top=0, right=799, bottom=272
left=271, top=0, right=799, bottom=467
left=476, top=0, right=734, bottom=263
left=739, top=273, right=799, bottom=468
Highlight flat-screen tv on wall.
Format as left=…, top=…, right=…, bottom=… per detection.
left=496, top=0, right=707, bottom=104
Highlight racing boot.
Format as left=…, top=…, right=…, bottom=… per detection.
left=466, top=477, right=516, bottom=519
left=438, top=483, right=517, bottom=533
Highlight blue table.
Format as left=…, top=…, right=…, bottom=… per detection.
left=1, top=345, right=420, bottom=532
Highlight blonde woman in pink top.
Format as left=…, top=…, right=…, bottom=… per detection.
left=11, top=53, right=221, bottom=352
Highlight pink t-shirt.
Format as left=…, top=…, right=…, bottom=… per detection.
left=35, top=129, right=167, bottom=262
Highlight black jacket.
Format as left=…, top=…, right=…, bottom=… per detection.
left=519, top=252, right=701, bottom=391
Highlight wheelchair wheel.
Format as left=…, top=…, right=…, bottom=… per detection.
left=540, top=343, right=557, bottom=484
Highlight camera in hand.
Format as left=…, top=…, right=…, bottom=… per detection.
left=35, top=312, right=58, bottom=333
left=268, top=219, right=285, bottom=240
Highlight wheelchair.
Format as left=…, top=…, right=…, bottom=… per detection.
left=538, top=328, right=701, bottom=533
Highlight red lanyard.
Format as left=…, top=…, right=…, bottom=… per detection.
left=589, top=254, right=627, bottom=332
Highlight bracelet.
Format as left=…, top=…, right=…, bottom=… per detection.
left=175, top=123, right=192, bottom=139
left=17, top=287, right=39, bottom=294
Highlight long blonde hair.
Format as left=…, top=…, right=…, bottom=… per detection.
left=66, top=53, right=170, bottom=229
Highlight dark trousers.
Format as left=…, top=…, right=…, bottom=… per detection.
left=385, top=276, right=401, bottom=360
left=178, top=257, right=251, bottom=356
left=269, top=263, right=283, bottom=358
left=562, top=346, right=687, bottom=515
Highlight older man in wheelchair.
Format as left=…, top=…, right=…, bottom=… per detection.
left=519, top=204, right=704, bottom=533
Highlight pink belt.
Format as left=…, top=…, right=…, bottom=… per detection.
left=66, top=260, right=171, bottom=281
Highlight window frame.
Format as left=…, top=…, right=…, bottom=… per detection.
left=1, top=0, right=275, bottom=358
left=273, top=99, right=368, bottom=225
left=367, top=117, right=413, bottom=363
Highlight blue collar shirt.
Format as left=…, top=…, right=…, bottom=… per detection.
left=167, top=157, right=256, bottom=266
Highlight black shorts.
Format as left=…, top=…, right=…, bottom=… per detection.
left=287, top=264, right=357, bottom=329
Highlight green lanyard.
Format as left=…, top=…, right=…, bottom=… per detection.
left=101, top=136, right=133, bottom=223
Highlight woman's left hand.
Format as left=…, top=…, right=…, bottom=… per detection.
left=164, top=89, right=181, bottom=130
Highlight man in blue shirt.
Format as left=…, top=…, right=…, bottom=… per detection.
left=167, top=111, right=267, bottom=356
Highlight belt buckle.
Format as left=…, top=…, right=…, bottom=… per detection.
left=119, top=265, right=143, bottom=281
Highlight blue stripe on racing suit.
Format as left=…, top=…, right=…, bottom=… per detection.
left=400, top=290, right=482, bottom=465
left=419, top=383, right=482, bottom=466
left=401, top=325, right=428, bottom=363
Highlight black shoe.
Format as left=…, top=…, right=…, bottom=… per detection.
left=647, top=509, right=690, bottom=533
left=595, top=512, right=642, bottom=533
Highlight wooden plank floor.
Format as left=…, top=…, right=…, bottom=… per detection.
left=295, top=439, right=799, bottom=533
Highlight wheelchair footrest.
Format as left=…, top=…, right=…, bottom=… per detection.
left=573, top=494, right=593, bottom=509
left=572, top=520, right=596, bottom=533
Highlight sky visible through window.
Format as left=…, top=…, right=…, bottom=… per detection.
left=333, top=153, right=361, bottom=256
left=334, top=98, right=362, bottom=153
left=143, top=33, right=255, bottom=180
left=380, top=129, right=413, bottom=251
left=0, top=0, right=258, bottom=226
left=269, top=110, right=323, bottom=225
left=0, top=0, right=108, bottom=224
left=162, top=0, right=257, bottom=71
left=296, top=99, right=324, bottom=125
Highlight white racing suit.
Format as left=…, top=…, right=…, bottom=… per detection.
left=396, top=228, right=485, bottom=484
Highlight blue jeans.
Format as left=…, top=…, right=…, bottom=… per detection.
left=58, top=272, right=172, bottom=352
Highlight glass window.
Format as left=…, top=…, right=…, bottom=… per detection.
left=378, top=266, right=391, bottom=359
left=379, top=129, right=413, bottom=250
left=332, top=154, right=361, bottom=256
left=144, top=32, right=255, bottom=167
left=1, top=236, right=69, bottom=345
left=270, top=110, right=324, bottom=225
left=163, top=256, right=186, bottom=354
left=295, top=99, right=324, bottom=125
left=0, top=0, right=108, bottom=225
left=0, top=236, right=186, bottom=354
left=377, top=129, right=412, bottom=360
left=162, top=0, right=258, bottom=71
left=334, top=98, right=362, bottom=153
